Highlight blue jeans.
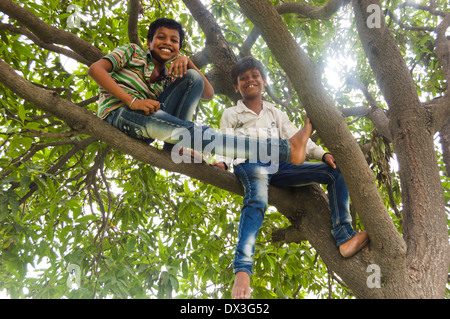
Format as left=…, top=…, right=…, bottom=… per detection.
left=156, top=69, right=203, bottom=151
left=233, top=160, right=356, bottom=276
left=158, top=69, right=202, bottom=121
left=103, top=72, right=292, bottom=162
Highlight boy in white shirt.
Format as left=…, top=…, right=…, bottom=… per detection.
left=211, top=57, right=369, bottom=299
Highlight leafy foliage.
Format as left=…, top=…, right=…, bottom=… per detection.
left=0, top=0, right=448, bottom=299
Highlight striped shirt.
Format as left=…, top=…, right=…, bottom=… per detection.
left=97, top=43, right=174, bottom=118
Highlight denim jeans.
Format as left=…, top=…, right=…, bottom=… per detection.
left=158, top=69, right=202, bottom=121
left=233, top=160, right=356, bottom=276
left=103, top=73, right=292, bottom=162
left=156, top=69, right=203, bottom=151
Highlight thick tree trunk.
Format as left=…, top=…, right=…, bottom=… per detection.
left=352, top=0, right=449, bottom=298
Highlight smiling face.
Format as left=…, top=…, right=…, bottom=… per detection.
left=234, top=68, right=267, bottom=100
left=147, top=26, right=180, bottom=65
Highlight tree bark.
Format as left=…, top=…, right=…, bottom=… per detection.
left=0, top=0, right=103, bottom=64
left=352, top=0, right=449, bottom=298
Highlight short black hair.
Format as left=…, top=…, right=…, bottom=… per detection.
left=231, top=56, right=267, bottom=86
left=147, top=18, right=185, bottom=49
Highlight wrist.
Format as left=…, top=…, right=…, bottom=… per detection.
left=128, top=97, right=137, bottom=108
left=186, top=57, right=196, bottom=69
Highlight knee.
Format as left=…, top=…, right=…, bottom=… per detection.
left=185, top=69, right=203, bottom=85
left=181, top=69, right=204, bottom=94
left=245, top=190, right=269, bottom=214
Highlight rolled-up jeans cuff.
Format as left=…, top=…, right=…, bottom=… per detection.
left=283, top=138, right=291, bottom=163
left=333, top=225, right=357, bottom=247
left=266, top=138, right=291, bottom=163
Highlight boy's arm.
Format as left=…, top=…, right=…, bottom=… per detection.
left=168, top=56, right=214, bottom=100
left=322, top=153, right=336, bottom=169
left=88, top=59, right=160, bottom=115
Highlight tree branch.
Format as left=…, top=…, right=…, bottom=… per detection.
left=17, top=136, right=98, bottom=205
left=182, top=0, right=240, bottom=100
left=0, top=0, right=103, bottom=65
left=239, top=27, right=260, bottom=58
left=396, top=1, right=448, bottom=18
left=0, top=23, right=91, bottom=65
left=345, top=77, right=393, bottom=141
left=127, top=0, right=144, bottom=50
left=276, top=0, right=350, bottom=20
left=386, top=10, right=436, bottom=32
left=424, top=95, right=450, bottom=133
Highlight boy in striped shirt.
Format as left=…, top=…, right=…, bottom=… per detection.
left=88, top=18, right=213, bottom=156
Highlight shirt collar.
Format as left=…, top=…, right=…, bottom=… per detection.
left=235, top=99, right=274, bottom=114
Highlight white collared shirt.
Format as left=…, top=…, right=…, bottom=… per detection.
left=218, top=100, right=327, bottom=168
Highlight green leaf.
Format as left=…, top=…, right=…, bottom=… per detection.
left=18, top=104, right=26, bottom=122
left=126, top=237, right=136, bottom=254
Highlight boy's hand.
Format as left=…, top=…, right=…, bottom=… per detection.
left=130, top=99, right=160, bottom=115
left=210, top=162, right=227, bottom=171
left=168, top=56, right=190, bottom=78
left=167, top=56, right=214, bottom=100
left=323, top=153, right=337, bottom=169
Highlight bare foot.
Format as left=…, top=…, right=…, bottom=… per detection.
left=339, top=231, right=369, bottom=258
left=231, top=271, right=251, bottom=299
left=288, top=116, right=313, bottom=165
left=179, top=147, right=205, bottom=163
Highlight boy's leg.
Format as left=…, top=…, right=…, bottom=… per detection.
left=158, top=69, right=204, bottom=121
left=270, top=162, right=362, bottom=251
left=103, top=106, right=294, bottom=163
left=288, top=116, right=313, bottom=166
left=157, top=69, right=204, bottom=152
left=232, top=161, right=272, bottom=299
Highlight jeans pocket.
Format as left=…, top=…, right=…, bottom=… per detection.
left=104, top=107, right=151, bottom=142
